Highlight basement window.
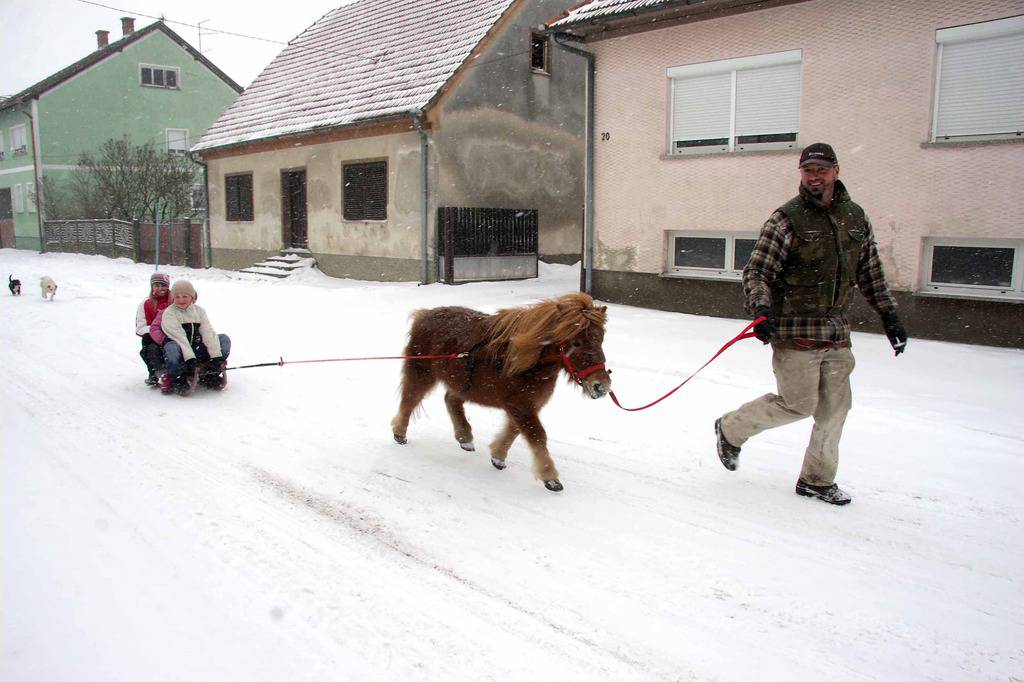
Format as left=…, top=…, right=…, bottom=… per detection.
left=920, top=238, right=1024, bottom=300
left=665, top=231, right=759, bottom=280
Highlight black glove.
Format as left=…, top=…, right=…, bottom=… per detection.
left=752, top=306, right=775, bottom=344
left=212, top=357, right=227, bottom=372
left=183, top=358, right=199, bottom=374
left=881, top=312, right=907, bottom=356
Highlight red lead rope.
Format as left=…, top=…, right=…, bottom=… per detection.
left=225, top=317, right=764, bottom=415
left=607, top=317, right=763, bottom=412
left=225, top=352, right=466, bottom=371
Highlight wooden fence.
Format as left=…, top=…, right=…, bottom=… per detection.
left=43, top=219, right=206, bottom=267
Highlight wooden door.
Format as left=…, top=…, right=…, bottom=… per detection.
left=0, top=188, right=14, bottom=249
left=282, top=171, right=307, bottom=248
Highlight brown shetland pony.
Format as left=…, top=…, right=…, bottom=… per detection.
left=391, top=293, right=611, bottom=492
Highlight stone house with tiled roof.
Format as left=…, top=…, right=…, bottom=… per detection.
left=194, top=0, right=588, bottom=283
left=547, top=0, right=1024, bottom=347
left=0, top=18, right=241, bottom=251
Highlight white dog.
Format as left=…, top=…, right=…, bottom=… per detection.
left=40, top=276, right=57, bottom=301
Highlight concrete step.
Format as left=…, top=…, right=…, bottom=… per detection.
left=250, top=257, right=316, bottom=271
left=239, top=265, right=292, bottom=278
left=240, top=253, right=317, bottom=279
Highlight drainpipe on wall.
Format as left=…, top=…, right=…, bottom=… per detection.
left=192, top=153, right=212, bottom=268
left=24, top=99, right=46, bottom=253
left=411, top=113, right=429, bottom=285
left=553, top=33, right=595, bottom=294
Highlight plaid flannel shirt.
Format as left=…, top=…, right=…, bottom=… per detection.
left=743, top=207, right=897, bottom=344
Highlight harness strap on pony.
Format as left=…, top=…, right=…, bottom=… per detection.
left=559, top=344, right=606, bottom=385
left=457, top=338, right=492, bottom=392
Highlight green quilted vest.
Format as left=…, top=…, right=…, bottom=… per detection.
left=772, top=180, right=868, bottom=317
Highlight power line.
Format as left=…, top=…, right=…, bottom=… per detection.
left=75, top=0, right=378, bottom=62
left=74, top=0, right=535, bottom=77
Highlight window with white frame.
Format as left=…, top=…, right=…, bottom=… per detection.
left=668, top=50, right=801, bottom=154
left=26, top=182, right=36, bottom=213
left=191, top=183, right=206, bottom=210
left=666, top=231, right=759, bottom=279
left=166, top=128, right=189, bottom=155
left=921, top=238, right=1024, bottom=300
left=10, top=125, right=28, bottom=156
left=932, top=15, right=1024, bottom=142
left=140, top=64, right=180, bottom=89
left=12, top=184, right=23, bottom=212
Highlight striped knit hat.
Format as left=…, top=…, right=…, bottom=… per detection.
left=151, top=272, right=171, bottom=287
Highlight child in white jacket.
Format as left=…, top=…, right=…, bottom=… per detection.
left=160, top=280, right=231, bottom=394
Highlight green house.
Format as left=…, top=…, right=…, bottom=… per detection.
left=0, top=17, right=241, bottom=251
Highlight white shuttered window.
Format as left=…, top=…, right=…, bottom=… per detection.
left=669, top=50, right=801, bottom=154
left=933, top=15, right=1024, bottom=141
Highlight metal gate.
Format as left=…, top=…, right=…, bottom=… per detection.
left=437, top=207, right=538, bottom=284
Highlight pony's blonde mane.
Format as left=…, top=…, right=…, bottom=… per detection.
left=485, top=293, right=606, bottom=375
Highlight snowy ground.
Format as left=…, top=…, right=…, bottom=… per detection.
left=1, top=249, right=1022, bottom=682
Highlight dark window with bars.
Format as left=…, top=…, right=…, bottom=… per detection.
left=343, top=161, right=387, bottom=221
left=437, top=207, right=538, bottom=257
left=530, top=33, right=549, bottom=73
left=225, top=174, right=253, bottom=222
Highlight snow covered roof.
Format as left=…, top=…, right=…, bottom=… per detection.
left=548, top=0, right=769, bottom=37
left=548, top=0, right=678, bottom=29
left=193, top=0, right=520, bottom=153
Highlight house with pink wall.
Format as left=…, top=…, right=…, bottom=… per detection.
left=549, top=0, right=1024, bottom=347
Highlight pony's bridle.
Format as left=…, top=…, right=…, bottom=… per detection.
left=558, top=343, right=606, bottom=385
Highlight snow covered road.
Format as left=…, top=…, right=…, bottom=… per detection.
left=2, top=250, right=1022, bottom=681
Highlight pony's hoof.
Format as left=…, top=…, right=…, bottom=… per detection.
left=543, top=479, right=563, bottom=492
left=393, top=433, right=407, bottom=445
left=460, top=441, right=475, bottom=452
left=490, top=457, right=507, bottom=470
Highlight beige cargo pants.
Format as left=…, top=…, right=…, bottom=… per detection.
left=719, top=344, right=856, bottom=486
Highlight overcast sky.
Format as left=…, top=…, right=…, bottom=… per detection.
left=1, top=0, right=358, bottom=96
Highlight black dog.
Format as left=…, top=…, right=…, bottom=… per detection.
left=8, top=275, right=20, bottom=295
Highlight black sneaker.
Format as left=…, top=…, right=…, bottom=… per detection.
left=200, top=371, right=227, bottom=390
left=714, top=418, right=740, bottom=471
left=145, top=371, right=158, bottom=386
left=173, top=369, right=198, bottom=396
left=795, top=479, right=851, bottom=505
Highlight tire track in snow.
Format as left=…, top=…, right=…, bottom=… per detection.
left=248, top=463, right=687, bottom=681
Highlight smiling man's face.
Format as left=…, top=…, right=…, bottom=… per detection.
left=800, top=162, right=839, bottom=200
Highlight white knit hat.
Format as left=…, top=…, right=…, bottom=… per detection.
left=170, top=280, right=196, bottom=299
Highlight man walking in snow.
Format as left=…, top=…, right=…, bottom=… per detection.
left=714, top=142, right=907, bottom=505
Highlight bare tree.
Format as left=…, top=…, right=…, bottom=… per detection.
left=66, top=137, right=198, bottom=222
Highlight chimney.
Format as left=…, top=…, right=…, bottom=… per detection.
left=96, top=30, right=110, bottom=49
left=121, top=16, right=135, bottom=36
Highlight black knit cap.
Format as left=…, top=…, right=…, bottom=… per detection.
left=799, top=142, right=838, bottom=167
